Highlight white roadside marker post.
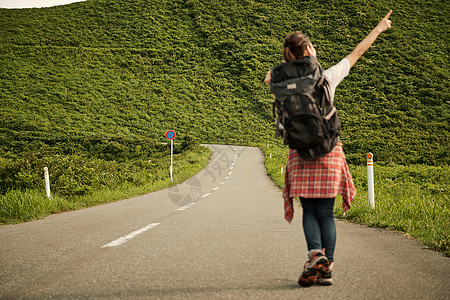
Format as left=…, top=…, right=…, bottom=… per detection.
left=44, top=167, right=51, bottom=199
left=367, top=153, right=375, bottom=208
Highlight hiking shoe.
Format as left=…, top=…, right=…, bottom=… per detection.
left=317, top=262, right=333, bottom=286
left=298, top=249, right=329, bottom=287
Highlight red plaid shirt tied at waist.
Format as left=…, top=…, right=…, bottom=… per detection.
left=283, top=142, right=356, bottom=223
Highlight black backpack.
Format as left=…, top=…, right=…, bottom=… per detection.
left=269, top=56, right=341, bottom=160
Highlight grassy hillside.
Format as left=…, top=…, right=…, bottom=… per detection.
left=0, top=0, right=449, bottom=227
left=1, top=0, right=448, bottom=163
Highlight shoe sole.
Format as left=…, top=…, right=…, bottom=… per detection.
left=298, top=268, right=318, bottom=287
left=317, top=278, right=333, bottom=286
left=298, top=256, right=329, bottom=287
left=310, top=256, right=328, bottom=270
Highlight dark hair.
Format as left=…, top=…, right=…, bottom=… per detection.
left=283, top=31, right=311, bottom=62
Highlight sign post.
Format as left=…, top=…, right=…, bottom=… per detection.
left=367, top=152, right=375, bottom=208
left=166, top=130, right=176, bottom=182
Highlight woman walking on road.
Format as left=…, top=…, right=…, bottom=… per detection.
left=264, top=10, right=393, bottom=286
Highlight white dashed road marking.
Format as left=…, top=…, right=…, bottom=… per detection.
left=102, top=146, right=243, bottom=248
left=177, top=203, right=196, bottom=211
left=102, top=223, right=160, bottom=248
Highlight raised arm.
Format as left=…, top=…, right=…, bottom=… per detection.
left=345, top=10, right=392, bottom=68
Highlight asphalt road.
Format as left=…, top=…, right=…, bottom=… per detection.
left=1, top=145, right=449, bottom=299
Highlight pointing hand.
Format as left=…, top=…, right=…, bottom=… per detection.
left=376, top=10, right=393, bottom=33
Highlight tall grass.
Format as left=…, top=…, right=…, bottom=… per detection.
left=261, top=143, right=450, bottom=256
left=336, top=165, right=449, bottom=256
left=0, top=190, right=70, bottom=223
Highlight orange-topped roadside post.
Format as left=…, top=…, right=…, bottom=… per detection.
left=367, top=152, right=375, bottom=208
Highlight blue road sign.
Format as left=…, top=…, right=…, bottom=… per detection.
left=166, top=130, right=176, bottom=140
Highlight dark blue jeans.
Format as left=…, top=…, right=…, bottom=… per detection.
left=300, top=197, right=336, bottom=262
